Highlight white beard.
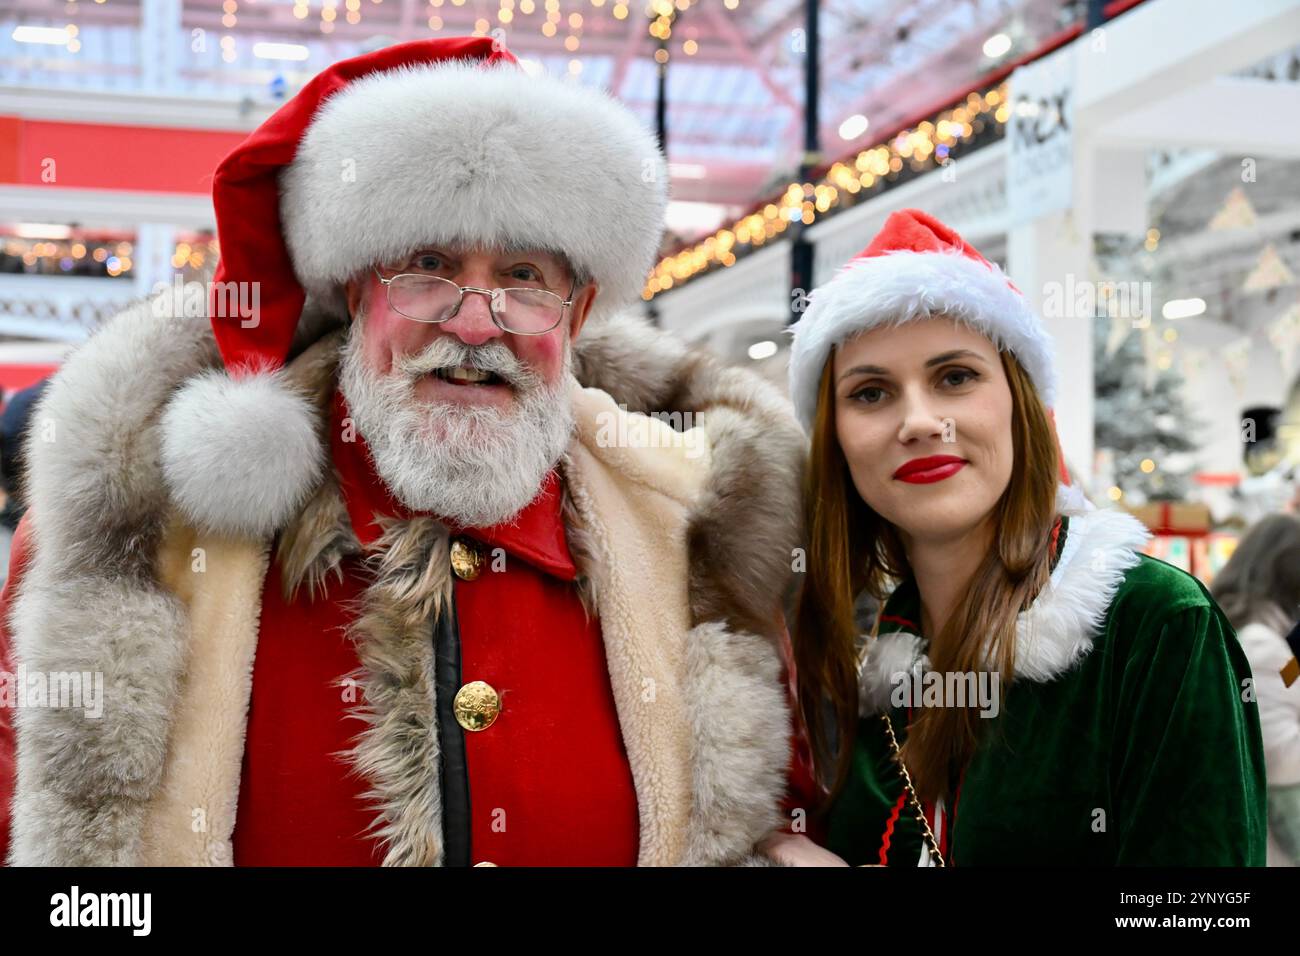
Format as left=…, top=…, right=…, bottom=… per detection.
left=338, top=318, right=575, bottom=528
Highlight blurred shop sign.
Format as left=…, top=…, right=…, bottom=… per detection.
left=1008, top=45, right=1077, bottom=227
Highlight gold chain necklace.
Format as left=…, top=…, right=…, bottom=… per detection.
left=879, top=711, right=946, bottom=867
left=861, top=606, right=948, bottom=867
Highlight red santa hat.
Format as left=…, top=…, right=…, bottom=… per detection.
left=787, top=209, right=1057, bottom=431
left=159, top=37, right=668, bottom=539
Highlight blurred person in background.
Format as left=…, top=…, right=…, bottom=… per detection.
left=0, top=380, right=48, bottom=585
left=1213, top=514, right=1300, bottom=866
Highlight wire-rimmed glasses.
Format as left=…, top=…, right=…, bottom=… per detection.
left=373, top=267, right=576, bottom=335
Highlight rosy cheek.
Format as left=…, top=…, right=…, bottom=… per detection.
left=513, top=331, right=567, bottom=382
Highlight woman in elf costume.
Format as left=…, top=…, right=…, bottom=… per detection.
left=775, top=209, right=1265, bottom=866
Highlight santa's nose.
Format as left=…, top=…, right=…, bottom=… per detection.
left=442, top=289, right=504, bottom=347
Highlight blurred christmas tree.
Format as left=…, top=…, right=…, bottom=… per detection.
left=1093, top=313, right=1201, bottom=502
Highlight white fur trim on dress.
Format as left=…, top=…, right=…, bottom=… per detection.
left=788, top=250, right=1057, bottom=430
left=280, top=59, right=668, bottom=323
left=160, top=369, right=324, bottom=539
left=858, top=498, right=1151, bottom=714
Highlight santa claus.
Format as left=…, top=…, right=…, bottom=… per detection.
left=0, top=37, right=811, bottom=866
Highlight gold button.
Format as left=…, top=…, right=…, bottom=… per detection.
left=473, top=861, right=498, bottom=867
left=450, top=537, right=484, bottom=581
left=454, top=680, right=501, bottom=731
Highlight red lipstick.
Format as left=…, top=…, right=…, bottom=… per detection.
left=892, top=455, right=968, bottom=484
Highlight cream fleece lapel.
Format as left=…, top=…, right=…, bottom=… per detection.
left=559, top=383, right=709, bottom=865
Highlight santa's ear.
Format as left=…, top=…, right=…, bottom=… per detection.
left=345, top=276, right=365, bottom=319
left=569, top=281, right=600, bottom=342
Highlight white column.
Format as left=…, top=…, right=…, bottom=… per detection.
left=1007, top=210, right=1096, bottom=485
left=140, top=0, right=183, bottom=93
left=133, top=223, right=176, bottom=298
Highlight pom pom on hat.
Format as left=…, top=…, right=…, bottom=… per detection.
left=787, top=208, right=1057, bottom=432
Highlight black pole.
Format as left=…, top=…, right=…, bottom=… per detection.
left=649, top=15, right=671, bottom=327
left=1085, top=0, right=1105, bottom=30
left=656, top=36, right=668, bottom=153
left=789, top=0, right=819, bottom=326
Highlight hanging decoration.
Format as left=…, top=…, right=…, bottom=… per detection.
left=1221, top=336, right=1253, bottom=399
left=1242, top=243, right=1296, bottom=293
left=1267, top=299, right=1300, bottom=377
left=1207, top=186, right=1257, bottom=231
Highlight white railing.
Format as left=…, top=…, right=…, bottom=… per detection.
left=0, top=274, right=138, bottom=341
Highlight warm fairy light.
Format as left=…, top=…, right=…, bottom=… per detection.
left=1140, top=459, right=1156, bottom=474
left=645, top=82, right=1009, bottom=299
left=683, top=38, right=697, bottom=54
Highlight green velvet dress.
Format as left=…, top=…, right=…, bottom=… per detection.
left=825, top=506, right=1267, bottom=866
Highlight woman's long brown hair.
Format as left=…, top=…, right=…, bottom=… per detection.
left=794, top=347, right=1061, bottom=805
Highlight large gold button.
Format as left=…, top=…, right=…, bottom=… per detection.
left=454, top=680, right=501, bottom=731
left=450, top=537, right=484, bottom=581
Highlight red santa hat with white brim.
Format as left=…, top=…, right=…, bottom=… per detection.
left=787, top=208, right=1057, bottom=431
left=159, top=37, right=667, bottom=538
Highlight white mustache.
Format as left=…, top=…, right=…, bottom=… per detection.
left=394, top=338, right=540, bottom=391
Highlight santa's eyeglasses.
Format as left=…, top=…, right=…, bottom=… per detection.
left=372, top=267, right=577, bottom=336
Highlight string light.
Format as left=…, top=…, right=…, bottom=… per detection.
left=644, top=82, right=1008, bottom=298
left=0, top=235, right=206, bottom=278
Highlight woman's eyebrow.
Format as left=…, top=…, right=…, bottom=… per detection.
left=837, top=349, right=986, bottom=383
left=837, top=364, right=890, bottom=382
left=924, top=349, right=984, bottom=368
